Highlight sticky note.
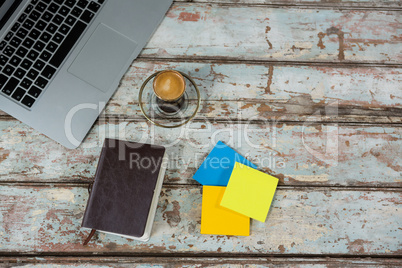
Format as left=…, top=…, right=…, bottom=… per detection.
left=220, top=162, right=278, bottom=222
left=193, top=141, right=257, bottom=186
left=201, top=186, right=250, bottom=236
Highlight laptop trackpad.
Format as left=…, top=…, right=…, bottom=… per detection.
left=68, top=23, right=138, bottom=92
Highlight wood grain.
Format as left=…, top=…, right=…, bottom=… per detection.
left=0, top=185, right=400, bottom=255
left=2, top=256, right=402, bottom=267
left=182, top=0, right=402, bottom=8
left=141, top=4, right=402, bottom=64
left=107, top=61, right=402, bottom=122
left=0, top=120, right=400, bottom=186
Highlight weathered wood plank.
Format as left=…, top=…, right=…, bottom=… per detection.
left=0, top=120, right=400, bottom=186
left=0, top=185, right=400, bottom=255
left=141, top=4, right=402, bottom=64
left=121, top=61, right=402, bottom=105
left=2, top=256, right=402, bottom=267
left=2, top=61, right=402, bottom=123
left=2, top=105, right=400, bottom=124
left=185, top=0, right=402, bottom=8
left=107, top=61, right=402, bottom=121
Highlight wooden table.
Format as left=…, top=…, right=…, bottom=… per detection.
left=1, top=0, right=401, bottom=267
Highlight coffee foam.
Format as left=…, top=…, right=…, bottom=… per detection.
left=153, top=71, right=185, bottom=101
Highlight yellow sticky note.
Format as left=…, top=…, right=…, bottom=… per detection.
left=201, top=186, right=250, bottom=236
left=220, top=162, right=278, bottom=222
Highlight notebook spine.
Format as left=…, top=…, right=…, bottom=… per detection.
left=81, top=142, right=108, bottom=227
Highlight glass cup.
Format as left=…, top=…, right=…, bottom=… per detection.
left=153, top=70, right=187, bottom=115
left=139, top=69, right=201, bottom=128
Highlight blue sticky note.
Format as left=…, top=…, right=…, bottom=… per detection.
left=193, top=141, right=257, bottom=186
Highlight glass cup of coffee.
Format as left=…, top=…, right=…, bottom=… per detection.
left=152, top=70, right=187, bottom=115
left=139, top=69, right=200, bottom=128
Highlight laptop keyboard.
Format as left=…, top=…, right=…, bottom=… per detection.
left=0, top=0, right=104, bottom=108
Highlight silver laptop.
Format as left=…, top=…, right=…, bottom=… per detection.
left=0, top=0, right=172, bottom=148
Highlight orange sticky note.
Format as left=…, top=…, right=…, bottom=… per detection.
left=220, top=162, right=278, bottom=222
left=201, top=186, right=250, bottom=236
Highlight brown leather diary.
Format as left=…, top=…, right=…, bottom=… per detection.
left=81, top=138, right=167, bottom=243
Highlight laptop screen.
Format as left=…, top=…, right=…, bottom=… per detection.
left=0, top=0, right=22, bottom=30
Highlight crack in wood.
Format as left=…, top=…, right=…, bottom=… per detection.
left=265, top=26, right=273, bottom=49
left=266, top=66, right=274, bottom=95
left=173, top=1, right=402, bottom=11
left=317, top=27, right=347, bottom=61
left=136, top=57, right=402, bottom=68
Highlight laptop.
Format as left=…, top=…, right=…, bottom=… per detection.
left=0, top=0, right=173, bottom=148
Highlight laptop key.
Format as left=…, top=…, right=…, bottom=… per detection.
left=33, top=60, right=46, bottom=71
left=21, top=59, right=33, bottom=70
left=39, top=32, right=52, bottom=43
left=11, top=87, right=26, bottom=101
left=59, top=6, right=70, bottom=16
left=80, top=10, right=94, bottom=23
left=27, top=69, right=39, bottom=80
left=29, top=10, right=41, bottom=21
left=71, top=7, right=83, bottom=17
left=11, top=23, right=20, bottom=32
left=4, top=32, right=13, bottom=41
left=27, top=50, right=39, bottom=61
left=52, top=14, right=64, bottom=25
left=41, top=65, right=56, bottom=80
left=3, top=65, right=15, bottom=76
left=34, top=40, right=46, bottom=51
left=40, top=51, right=52, bottom=61
left=52, top=33, right=64, bottom=43
left=22, top=37, right=35, bottom=48
left=21, top=78, right=33, bottom=89
left=29, top=29, right=41, bottom=39
left=42, top=11, right=54, bottom=22
left=77, top=0, right=88, bottom=9
left=48, top=3, right=60, bottom=13
left=14, top=68, right=26, bottom=79
left=35, top=20, right=47, bottom=31
left=23, top=19, right=35, bottom=30
left=16, top=29, right=27, bottom=40
left=65, top=15, right=76, bottom=26
left=21, top=95, right=35, bottom=108
left=9, top=56, right=22, bottom=67
left=46, top=42, right=58, bottom=52
left=2, top=77, right=19, bottom=95
left=0, top=41, right=7, bottom=50
left=10, top=37, right=22, bottom=48
left=88, top=1, right=100, bottom=13
left=50, top=21, right=86, bottom=68
left=3, top=46, right=15, bottom=56
left=46, top=23, right=58, bottom=34
left=65, top=0, right=76, bottom=8
left=16, top=47, right=29, bottom=58
left=0, top=74, right=8, bottom=88
left=34, top=76, right=48, bottom=89
left=28, top=86, right=42, bottom=98
left=24, top=4, right=34, bottom=14
left=18, top=13, right=27, bottom=23
left=2, top=87, right=14, bottom=95
left=35, top=2, right=47, bottom=12
left=54, top=0, right=64, bottom=4
left=16, top=28, right=28, bottom=39
left=0, top=55, right=9, bottom=66
left=59, top=24, right=71, bottom=35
